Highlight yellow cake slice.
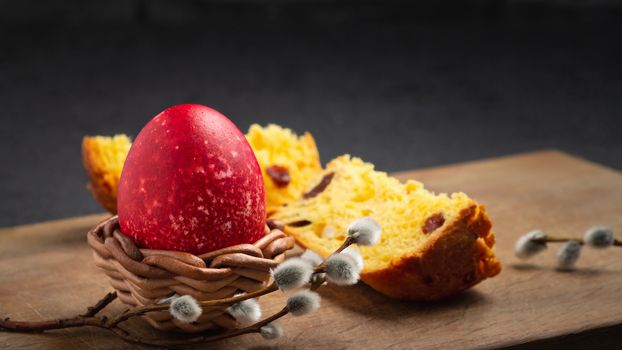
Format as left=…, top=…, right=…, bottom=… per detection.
left=246, top=124, right=323, bottom=214
left=82, top=135, right=132, bottom=213
left=271, top=155, right=501, bottom=300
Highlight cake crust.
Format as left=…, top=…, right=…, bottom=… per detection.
left=360, top=204, right=501, bottom=301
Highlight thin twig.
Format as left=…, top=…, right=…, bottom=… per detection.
left=531, top=237, right=584, bottom=245
left=81, top=291, right=117, bottom=317
left=0, top=316, right=106, bottom=332
left=314, top=237, right=354, bottom=271
left=107, top=282, right=279, bottom=327
left=531, top=237, right=622, bottom=247
left=0, top=292, right=117, bottom=332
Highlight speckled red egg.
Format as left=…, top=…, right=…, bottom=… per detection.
left=117, top=104, right=266, bottom=255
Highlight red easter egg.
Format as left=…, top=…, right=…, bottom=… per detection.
left=117, top=104, right=266, bottom=255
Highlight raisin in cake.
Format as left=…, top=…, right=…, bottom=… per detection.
left=82, top=135, right=132, bottom=213
left=271, top=155, right=501, bottom=300
left=246, top=124, right=323, bottom=214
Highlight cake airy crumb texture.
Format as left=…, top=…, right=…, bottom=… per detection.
left=246, top=124, right=323, bottom=214
left=82, top=135, right=132, bottom=213
left=271, top=155, right=502, bottom=301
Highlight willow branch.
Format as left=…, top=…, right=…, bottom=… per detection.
left=0, top=292, right=116, bottom=332
left=0, top=316, right=108, bottom=332
left=123, top=274, right=330, bottom=347
left=314, top=237, right=354, bottom=271
left=81, top=291, right=117, bottom=317
left=531, top=237, right=622, bottom=246
left=336, top=236, right=355, bottom=254
left=107, top=282, right=279, bottom=328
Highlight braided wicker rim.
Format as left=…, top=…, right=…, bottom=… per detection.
left=87, top=216, right=295, bottom=332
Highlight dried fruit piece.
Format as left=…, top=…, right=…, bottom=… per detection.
left=423, top=213, right=445, bottom=234
left=266, top=165, right=291, bottom=188
left=288, top=220, right=312, bottom=227
left=303, top=172, right=335, bottom=199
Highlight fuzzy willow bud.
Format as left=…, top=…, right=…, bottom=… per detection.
left=227, top=298, right=261, bottom=325
left=347, top=217, right=382, bottom=246
left=515, top=230, right=547, bottom=259
left=169, top=295, right=202, bottom=323
left=324, top=253, right=360, bottom=285
left=260, top=322, right=283, bottom=339
left=556, top=240, right=582, bottom=270
left=272, top=258, right=314, bottom=291
left=286, top=290, right=321, bottom=316
left=583, top=226, right=614, bottom=248
left=341, top=246, right=364, bottom=271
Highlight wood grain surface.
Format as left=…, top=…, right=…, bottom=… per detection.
left=1, top=150, right=621, bottom=350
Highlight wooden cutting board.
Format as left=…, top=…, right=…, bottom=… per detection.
left=1, top=150, right=621, bottom=350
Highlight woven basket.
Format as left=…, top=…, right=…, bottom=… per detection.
left=87, top=216, right=294, bottom=332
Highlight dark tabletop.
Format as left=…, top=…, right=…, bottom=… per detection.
left=1, top=1, right=621, bottom=227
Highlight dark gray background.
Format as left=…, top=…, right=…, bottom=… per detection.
left=1, top=0, right=621, bottom=228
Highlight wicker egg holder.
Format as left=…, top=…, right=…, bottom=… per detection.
left=87, top=216, right=294, bottom=333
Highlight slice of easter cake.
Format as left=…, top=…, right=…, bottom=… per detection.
left=246, top=124, right=323, bottom=214
left=82, top=134, right=132, bottom=213
left=271, top=155, right=501, bottom=300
